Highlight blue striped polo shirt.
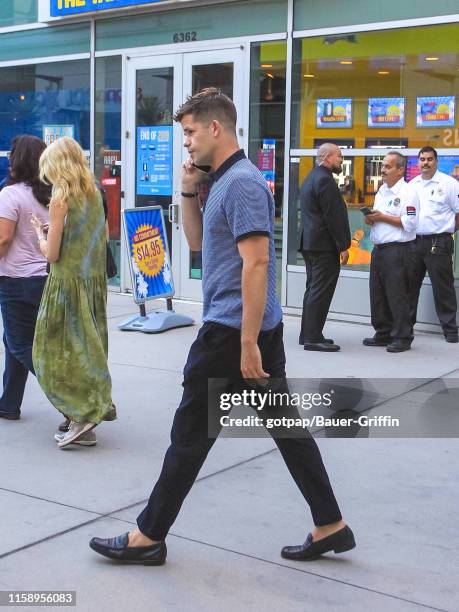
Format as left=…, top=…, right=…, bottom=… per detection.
left=201, top=150, right=282, bottom=331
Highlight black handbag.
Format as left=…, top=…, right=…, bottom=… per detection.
left=106, top=242, right=117, bottom=279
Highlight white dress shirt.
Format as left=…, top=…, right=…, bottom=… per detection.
left=410, top=170, right=459, bottom=235
left=371, top=178, right=419, bottom=245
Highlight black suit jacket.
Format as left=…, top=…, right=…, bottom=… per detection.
left=299, top=165, right=351, bottom=253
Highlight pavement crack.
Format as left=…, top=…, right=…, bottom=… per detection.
left=0, top=486, right=100, bottom=516
left=108, top=360, right=183, bottom=375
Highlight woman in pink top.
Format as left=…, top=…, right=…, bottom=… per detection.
left=0, top=135, right=51, bottom=420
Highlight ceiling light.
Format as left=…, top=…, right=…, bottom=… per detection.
left=340, top=60, right=353, bottom=65
left=303, top=74, right=315, bottom=78
left=261, top=64, right=272, bottom=68
left=266, top=73, right=274, bottom=79
left=323, top=34, right=357, bottom=45
left=378, top=71, right=390, bottom=75
left=425, top=56, right=439, bottom=61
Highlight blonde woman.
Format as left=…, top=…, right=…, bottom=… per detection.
left=31, top=137, right=116, bottom=448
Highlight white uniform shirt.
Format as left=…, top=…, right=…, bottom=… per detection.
left=371, top=178, right=419, bottom=245
left=410, top=170, right=459, bottom=235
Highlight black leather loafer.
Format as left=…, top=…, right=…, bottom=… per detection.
left=304, top=342, right=340, bottom=352
left=281, top=525, right=355, bottom=561
left=362, top=337, right=390, bottom=347
left=0, top=410, right=20, bottom=420
left=300, top=336, right=334, bottom=345
left=89, top=532, right=166, bottom=565
left=386, top=340, right=411, bottom=353
left=445, top=335, right=458, bottom=343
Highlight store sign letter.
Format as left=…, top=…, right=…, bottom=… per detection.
left=50, top=0, right=163, bottom=17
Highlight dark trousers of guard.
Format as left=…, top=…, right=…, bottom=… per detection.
left=408, top=234, right=457, bottom=338
left=137, top=322, right=342, bottom=541
left=369, top=242, right=413, bottom=341
left=299, top=251, right=340, bottom=344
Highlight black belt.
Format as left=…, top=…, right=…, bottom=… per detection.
left=373, top=240, right=414, bottom=250
left=416, top=233, right=452, bottom=239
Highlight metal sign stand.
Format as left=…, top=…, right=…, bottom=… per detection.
left=118, top=206, right=194, bottom=334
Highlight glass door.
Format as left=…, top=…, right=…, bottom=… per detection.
left=124, top=54, right=183, bottom=294
left=179, top=48, right=245, bottom=300
left=124, top=48, right=245, bottom=300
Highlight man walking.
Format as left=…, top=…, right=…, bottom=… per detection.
left=409, top=146, right=459, bottom=342
left=90, top=89, right=355, bottom=564
left=363, top=152, right=419, bottom=353
left=299, top=143, right=351, bottom=352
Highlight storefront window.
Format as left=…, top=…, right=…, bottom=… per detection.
left=249, top=41, right=287, bottom=294
left=0, top=0, right=37, bottom=28
left=95, top=57, right=122, bottom=287
left=289, top=23, right=459, bottom=275
left=0, top=59, right=90, bottom=181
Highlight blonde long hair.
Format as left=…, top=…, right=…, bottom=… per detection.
left=39, top=137, right=97, bottom=204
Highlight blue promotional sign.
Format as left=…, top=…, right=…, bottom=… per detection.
left=123, top=206, right=174, bottom=304
left=257, top=138, right=276, bottom=194
left=136, top=126, right=173, bottom=196
left=316, top=98, right=352, bottom=128
left=416, top=96, right=455, bottom=127
left=50, top=0, right=161, bottom=17
left=368, top=97, right=405, bottom=128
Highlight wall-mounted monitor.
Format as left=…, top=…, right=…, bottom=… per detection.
left=368, top=98, right=405, bottom=128
left=416, top=96, right=455, bottom=127
left=316, top=98, right=352, bottom=128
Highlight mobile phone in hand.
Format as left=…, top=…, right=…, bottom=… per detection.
left=192, top=163, right=211, bottom=173
left=360, top=206, right=373, bottom=216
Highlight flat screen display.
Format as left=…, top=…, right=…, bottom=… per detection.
left=416, top=96, right=455, bottom=127
left=316, top=98, right=352, bottom=128
left=368, top=98, right=405, bottom=128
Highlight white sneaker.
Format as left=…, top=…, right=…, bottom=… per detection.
left=54, top=430, right=97, bottom=447
left=57, top=421, right=96, bottom=448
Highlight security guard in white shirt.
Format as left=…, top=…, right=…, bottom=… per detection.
left=363, top=152, right=419, bottom=352
left=409, top=146, right=459, bottom=343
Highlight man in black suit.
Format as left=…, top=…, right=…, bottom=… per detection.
left=299, top=143, right=351, bottom=352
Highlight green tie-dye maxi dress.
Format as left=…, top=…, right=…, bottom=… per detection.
left=33, top=192, right=116, bottom=424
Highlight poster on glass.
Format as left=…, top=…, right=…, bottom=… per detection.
left=136, top=126, right=173, bottom=196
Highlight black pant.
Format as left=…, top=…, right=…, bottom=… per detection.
left=409, top=234, right=457, bottom=338
left=0, top=276, right=47, bottom=414
left=137, top=322, right=342, bottom=540
left=369, top=243, right=412, bottom=341
left=300, top=251, right=340, bottom=344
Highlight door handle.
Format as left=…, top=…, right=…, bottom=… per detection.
left=168, top=203, right=180, bottom=224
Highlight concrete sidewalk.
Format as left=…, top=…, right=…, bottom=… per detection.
left=0, top=292, right=458, bottom=612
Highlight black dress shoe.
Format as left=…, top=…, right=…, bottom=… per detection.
left=281, top=525, right=355, bottom=561
left=304, top=341, right=340, bottom=352
left=299, top=336, right=334, bottom=345
left=445, top=335, right=458, bottom=343
left=0, top=410, right=20, bottom=420
left=362, top=337, right=390, bottom=347
left=89, top=532, right=167, bottom=565
left=386, top=340, right=411, bottom=353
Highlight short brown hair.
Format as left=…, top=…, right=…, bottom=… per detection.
left=174, top=87, right=237, bottom=131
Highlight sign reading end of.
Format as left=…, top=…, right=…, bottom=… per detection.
left=50, top=0, right=163, bottom=17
